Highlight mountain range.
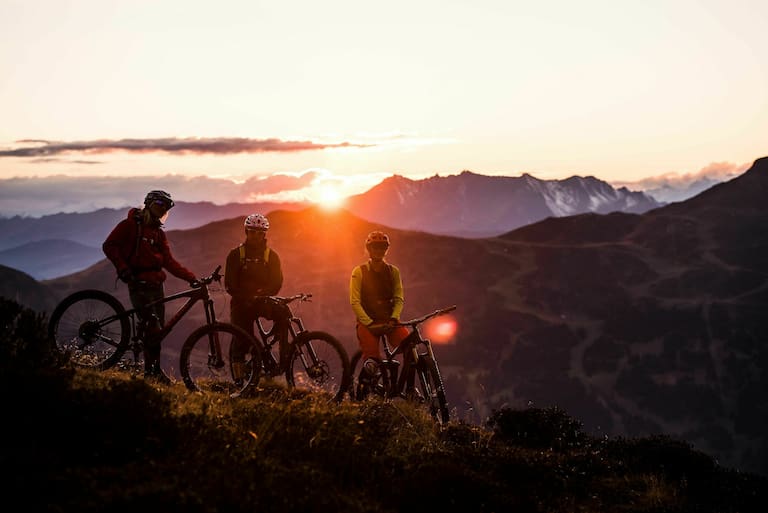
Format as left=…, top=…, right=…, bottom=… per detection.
left=0, top=172, right=661, bottom=279
left=345, top=171, right=662, bottom=237
left=2, top=157, right=766, bottom=476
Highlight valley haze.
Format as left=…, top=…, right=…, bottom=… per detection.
left=0, top=161, right=747, bottom=218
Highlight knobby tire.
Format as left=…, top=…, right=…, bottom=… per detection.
left=180, top=322, right=262, bottom=397
left=417, top=354, right=450, bottom=424
left=47, top=289, right=130, bottom=370
left=286, top=330, right=351, bottom=403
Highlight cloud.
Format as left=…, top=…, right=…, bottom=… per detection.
left=0, top=174, right=277, bottom=216
left=241, top=172, right=320, bottom=195
left=0, top=137, right=372, bottom=158
left=0, top=170, right=385, bottom=217
left=611, top=161, right=748, bottom=190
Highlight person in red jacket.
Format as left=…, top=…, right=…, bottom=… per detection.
left=102, top=190, right=198, bottom=384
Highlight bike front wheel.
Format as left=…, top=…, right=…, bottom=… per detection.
left=417, top=355, right=450, bottom=424
left=348, top=349, right=390, bottom=401
left=180, top=322, right=262, bottom=397
left=47, top=289, right=130, bottom=370
left=286, top=331, right=351, bottom=403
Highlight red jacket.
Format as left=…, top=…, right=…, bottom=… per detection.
left=103, top=208, right=196, bottom=284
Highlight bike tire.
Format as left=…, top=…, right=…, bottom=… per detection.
left=348, top=349, right=394, bottom=401
left=47, top=289, right=130, bottom=370
left=179, top=322, right=262, bottom=397
left=348, top=350, right=362, bottom=400
left=285, top=330, right=351, bottom=403
left=417, top=354, right=450, bottom=424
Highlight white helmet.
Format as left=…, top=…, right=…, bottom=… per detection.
left=244, top=213, right=269, bottom=231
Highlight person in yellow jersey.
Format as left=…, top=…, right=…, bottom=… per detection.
left=349, top=230, right=409, bottom=396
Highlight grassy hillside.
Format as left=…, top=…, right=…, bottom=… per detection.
left=2, top=297, right=766, bottom=513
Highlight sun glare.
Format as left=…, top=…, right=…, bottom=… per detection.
left=425, top=316, right=458, bottom=345
left=314, top=184, right=345, bottom=210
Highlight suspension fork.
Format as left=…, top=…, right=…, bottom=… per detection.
left=291, top=329, right=313, bottom=370
left=129, top=313, right=143, bottom=360
left=203, top=297, right=216, bottom=324
left=394, top=341, right=420, bottom=396
left=421, top=339, right=446, bottom=391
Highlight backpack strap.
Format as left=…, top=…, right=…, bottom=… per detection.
left=239, top=244, right=270, bottom=266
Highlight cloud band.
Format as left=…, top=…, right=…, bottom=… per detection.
left=0, top=137, right=370, bottom=157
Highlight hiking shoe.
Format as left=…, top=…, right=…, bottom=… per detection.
left=363, top=357, right=380, bottom=378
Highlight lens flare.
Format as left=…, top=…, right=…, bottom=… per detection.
left=425, top=316, right=457, bottom=344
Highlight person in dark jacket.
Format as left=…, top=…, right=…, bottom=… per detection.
left=103, top=190, right=198, bottom=383
left=224, top=213, right=285, bottom=381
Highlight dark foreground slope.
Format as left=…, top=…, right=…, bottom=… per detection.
left=2, top=298, right=766, bottom=513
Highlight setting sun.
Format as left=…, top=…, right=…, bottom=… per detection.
left=313, top=183, right=345, bottom=210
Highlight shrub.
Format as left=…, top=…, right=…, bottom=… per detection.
left=486, top=405, right=588, bottom=451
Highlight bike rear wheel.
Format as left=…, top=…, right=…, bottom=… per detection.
left=47, top=289, right=130, bottom=370
left=180, top=322, right=262, bottom=397
left=286, top=331, right=351, bottom=402
left=417, top=355, right=450, bottom=424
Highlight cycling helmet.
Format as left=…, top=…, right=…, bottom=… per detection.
left=365, top=230, right=390, bottom=247
left=244, top=213, right=270, bottom=231
left=144, top=190, right=175, bottom=209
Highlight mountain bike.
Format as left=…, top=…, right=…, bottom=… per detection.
left=227, top=294, right=351, bottom=402
left=349, top=305, right=456, bottom=424
left=47, top=266, right=261, bottom=396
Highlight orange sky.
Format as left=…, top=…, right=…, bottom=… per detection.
left=1, top=1, right=766, bottom=211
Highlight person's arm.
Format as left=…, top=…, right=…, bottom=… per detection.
left=224, top=248, right=241, bottom=298
left=349, top=265, right=373, bottom=325
left=159, top=231, right=196, bottom=282
left=262, top=250, right=283, bottom=296
left=390, top=264, right=405, bottom=320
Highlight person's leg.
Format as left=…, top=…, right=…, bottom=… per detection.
left=130, top=282, right=168, bottom=382
left=386, top=326, right=410, bottom=351
left=355, top=323, right=383, bottom=398
left=357, top=323, right=381, bottom=362
left=230, top=301, right=255, bottom=383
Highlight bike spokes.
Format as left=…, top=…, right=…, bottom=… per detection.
left=48, top=290, right=130, bottom=370
left=286, top=331, right=350, bottom=403
left=180, top=323, right=261, bottom=397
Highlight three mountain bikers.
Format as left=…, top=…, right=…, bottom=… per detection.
left=49, top=190, right=454, bottom=421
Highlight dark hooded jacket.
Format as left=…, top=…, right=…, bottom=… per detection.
left=103, top=207, right=195, bottom=284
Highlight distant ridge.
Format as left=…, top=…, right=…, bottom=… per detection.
left=0, top=264, right=58, bottom=313
left=345, top=170, right=662, bottom=237
left=1, top=172, right=661, bottom=278
left=0, top=239, right=101, bottom=280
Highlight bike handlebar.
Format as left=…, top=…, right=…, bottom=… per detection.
left=396, top=305, right=457, bottom=327
left=192, top=265, right=223, bottom=288
left=254, top=293, right=313, bottom=305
